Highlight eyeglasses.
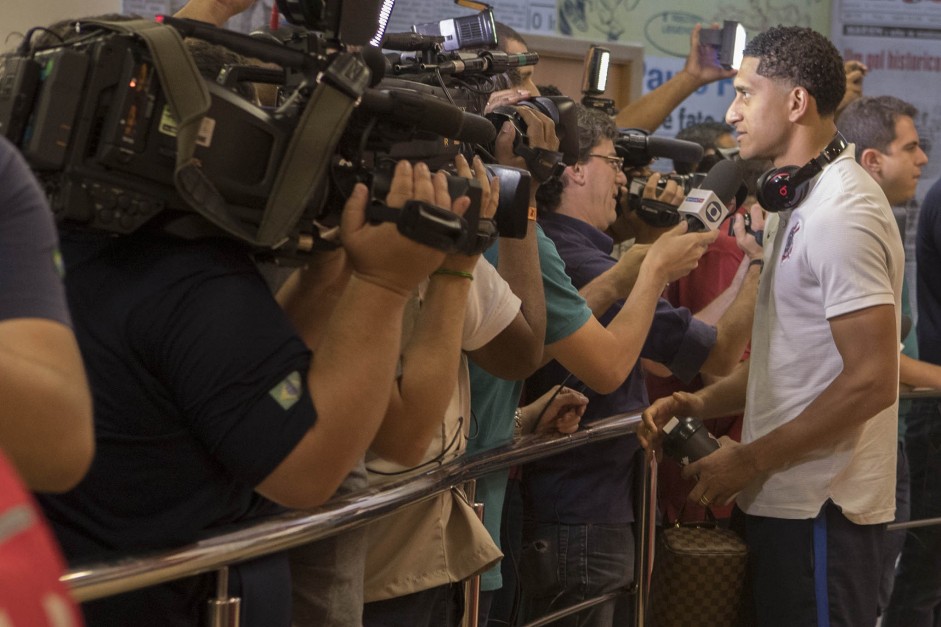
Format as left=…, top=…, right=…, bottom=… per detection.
left=589, top=154, right=624, bottom=172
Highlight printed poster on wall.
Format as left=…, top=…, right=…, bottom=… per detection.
left=831, top=0, right=941, bottom=203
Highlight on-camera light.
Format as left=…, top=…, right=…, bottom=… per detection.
left=581, top=45, right=610, bottom=95
left=411, top=1, right=497, bottom=51
left=699, top=20, right=746, bottom=70
left=369, top=0, right=396, bottom=47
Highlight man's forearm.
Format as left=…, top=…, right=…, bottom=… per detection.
left=899, top=353, right=941, bottom=389
left=276, top=253, right=351, bottom=350
left=498, top=221, right=546, bottom=341
left=370, top=274, right=471, bottom=465
left=306, top=276, right=411, bottom=482
left=695, top=358, right=750, bottom=419
left=615, top=71, right=703, bottom=131
left=580, top=253, right=644, bottom=316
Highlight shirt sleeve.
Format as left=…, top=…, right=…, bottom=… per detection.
left=129, top=268, right=316, bottom=487
left=538, top=227, right=592, bottom=345
left=462, top=257, right=522, bottom=351
left=642, top=300, right=717, bottom=384
left=0, top=137, right=71, bottom=325
left=808, top=194, right=897, bottom=319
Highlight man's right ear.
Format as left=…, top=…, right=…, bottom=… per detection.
left=858, top=147, right=883, bottom=178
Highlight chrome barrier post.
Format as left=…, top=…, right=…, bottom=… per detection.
left=463, top=480, right=482, bottom=627
left=634, top=454, right=656, bottom=627
left=206, top=566, right=240, bottom=627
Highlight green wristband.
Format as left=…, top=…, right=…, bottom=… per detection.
left=432, top=268, right=474, bottom=281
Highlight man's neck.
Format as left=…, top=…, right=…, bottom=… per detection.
left=775, top=118, right=840, bottom=168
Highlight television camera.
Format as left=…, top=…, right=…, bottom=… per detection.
left=0, top=0, right=540, bottom=261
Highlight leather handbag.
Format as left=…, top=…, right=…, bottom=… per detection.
left=647, top=512, right=748, bottom=627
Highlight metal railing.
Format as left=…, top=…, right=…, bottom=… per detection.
left=60, top=412, right=652, bottom=626
left=59, top=393, right=941, bottom=623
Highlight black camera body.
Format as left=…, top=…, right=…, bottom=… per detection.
left=485, top=96, right=579, bottom=182
left=661, top=416, right=720, bottom=466
left=628, top=172, right=706, bottom=199
left=625, top=172, right=705, bottom=227
left=0, top=12, right=528, bottom=259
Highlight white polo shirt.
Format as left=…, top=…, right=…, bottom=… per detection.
left=740, top=146, right=903, bottom=524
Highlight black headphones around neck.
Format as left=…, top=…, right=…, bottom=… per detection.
left=756, top=132, right=849, bottom=212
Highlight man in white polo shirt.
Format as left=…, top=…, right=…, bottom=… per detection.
left=641, top=25, right=903, bottom=627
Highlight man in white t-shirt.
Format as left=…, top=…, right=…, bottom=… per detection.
left=641, top=26, right=903, bottom=627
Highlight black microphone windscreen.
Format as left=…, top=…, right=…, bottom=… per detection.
left=359, top=89, right=496, bottom=145
left=698, top=159, right=745, bottom=204
left=458, top=111, right=498, bottom=145
left=360, top=46, right=387, bottom=86
left=645, top=136, right=704, bottom=164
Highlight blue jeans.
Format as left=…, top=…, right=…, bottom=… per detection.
left=885, top=400, right=941, bottom=627
left=519, top=522, right=634, bottom=627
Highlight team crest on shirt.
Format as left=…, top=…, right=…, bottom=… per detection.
left=781, top=221, right=801, bottom=262
left=269, top=371, right=302, bottom=410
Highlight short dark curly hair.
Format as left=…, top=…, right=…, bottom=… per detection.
left=743, top=26, right=845, bottom=117
left=536, top=105, right=618, bottom=213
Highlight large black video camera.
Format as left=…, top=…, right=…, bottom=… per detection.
left=0, top=1, right=523, bottom=261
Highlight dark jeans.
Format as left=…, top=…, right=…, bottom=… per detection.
left=519, top=522, right=634, bottom=627
left=362, top=582, right=464, bottom=627
left=489, top=475, right=524, bottom=626
left=885, top=400, right=941, bottom=627
left=733, top=500, right=884, bottom=627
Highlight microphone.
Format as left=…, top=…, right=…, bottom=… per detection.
left=359, top=45, right=388, bottom=86
left=616, top=130, right=704, bottom=167
left=437, top=50, right=540, bottom=75
left=359, top=88, right=497, bottom=145
left=677, top=159, right=745, bottom=232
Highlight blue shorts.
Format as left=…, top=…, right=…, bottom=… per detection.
left=732, top=500, right=886, bottom=627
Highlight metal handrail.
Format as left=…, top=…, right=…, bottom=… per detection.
left=61, top=412, right=646, bottom=604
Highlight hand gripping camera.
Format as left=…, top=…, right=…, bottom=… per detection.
left=661, top=416, right=720, bottom=466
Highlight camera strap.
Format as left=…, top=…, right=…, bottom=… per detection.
left=258, top=53, right=370, bottom=247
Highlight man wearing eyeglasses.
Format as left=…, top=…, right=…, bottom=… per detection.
left=518, top=105, right=762, bottom=626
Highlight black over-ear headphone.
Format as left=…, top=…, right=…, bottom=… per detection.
left=756, top=132, right=849, bottom=212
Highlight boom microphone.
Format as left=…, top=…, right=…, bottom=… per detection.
left=359, top=88, right=497, bottom=145
left=616, top=130, right=704, bottom=167
left=677, top=159, right=744, bottom=232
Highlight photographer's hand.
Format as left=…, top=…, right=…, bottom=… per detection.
left=682, top=23, right=738, bottom=87
left=342, top=161, right=466, bottom=297
left=644, top=221, right=718, bottom=285
left=642, top=171, right=684, bottom=207
left=732, top=202, right=765, bottom=261
left=522, top=385, right=589, bottom=436
left=493, top=107, right=560, bottom=159
left=440, top=154, right=498, bottom=273
left=837, top=60, right=868, bottom=117
left=615, top=23, right=735, bottom=130
left=484, top=88, right=532, bottom=115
